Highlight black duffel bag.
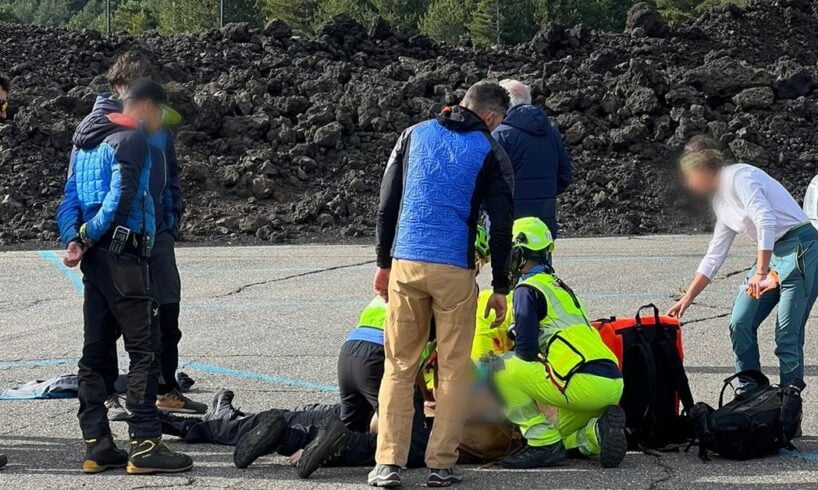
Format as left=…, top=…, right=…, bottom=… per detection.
left=690, top=370, right=804, bottom=461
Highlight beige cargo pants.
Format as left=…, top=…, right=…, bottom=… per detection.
left=375, top=259, right=477, bottom=469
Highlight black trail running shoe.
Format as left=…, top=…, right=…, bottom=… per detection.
left=297, top=415, right=349, bottom=479
left=233, top=410, right=287, bottom=469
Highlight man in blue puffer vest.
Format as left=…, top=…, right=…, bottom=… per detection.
left=493, top=80, right=572, bottom=237
left=371, top=81, right=514, bottom=488
left=56, top=80, right=193, bottom=476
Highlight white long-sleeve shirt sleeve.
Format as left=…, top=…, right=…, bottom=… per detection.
left=696, top=221, right=737, bottom=280
left=733, top=170, right=777, bottom=250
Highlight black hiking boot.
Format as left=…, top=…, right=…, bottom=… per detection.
left=233, top=410, right=287, bottom=469
left=202, top=389, right=244, bottom=422
left=368, top=464, right=402, bottom=487
left=126, top=438, right=193, bottom=474
left=82, top=435, right=128, bottom=474
left=427, top=467, right=464, bottom=487
left=297, top=415, right=349, bottom=479
left=597, top=405, right=627, bottom=468
left=502, top=441, right=567, bottom=469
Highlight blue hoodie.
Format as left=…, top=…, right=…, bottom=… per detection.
left=492, top=104, right=572, bottom=237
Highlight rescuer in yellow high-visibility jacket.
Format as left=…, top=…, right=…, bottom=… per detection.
left=492, top=217, right=627, bottom=470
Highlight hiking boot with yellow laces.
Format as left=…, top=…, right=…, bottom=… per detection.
left=82, top=435, right=128, bottom=473
left=126, top=438, right=193, bottom=475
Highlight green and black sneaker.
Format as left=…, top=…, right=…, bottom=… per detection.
left=82, top=435, right=128, bottom=474
left=126, top=438, right=193, bottom=475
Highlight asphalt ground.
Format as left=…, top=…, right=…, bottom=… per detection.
left=1, top=235, right=818, bottom=489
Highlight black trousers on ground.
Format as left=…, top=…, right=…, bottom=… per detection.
left=151, top=231, right=183, bottom=395
left=338, top=340, right=384, bottom=432
left=162, top=394, right=429, bottom=467
left=78, top=247, right=161, bottom=439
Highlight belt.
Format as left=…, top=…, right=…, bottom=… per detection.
left=96, top=229, right=150, bottom=257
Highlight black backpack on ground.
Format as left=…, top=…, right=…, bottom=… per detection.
left=593, top=305, right=696, bottom=450
left=690, top=370, right=804, bottom=461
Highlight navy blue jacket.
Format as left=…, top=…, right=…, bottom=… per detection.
left=376, top=106, right=515, bottom=294
left=492, top=104, right=572, bottom=236
left=56, top=111, right=155, bottom=245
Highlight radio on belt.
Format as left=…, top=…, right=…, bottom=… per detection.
left=109, top=225, right=131, bottom=256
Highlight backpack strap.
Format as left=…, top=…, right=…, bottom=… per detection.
left=634, top=304, right=661, bottom=327
left=632, top=330, right=660, bottom=442
left=655, top=329, right=695, bottom=413
left=718, top=370, right=770, bottom=407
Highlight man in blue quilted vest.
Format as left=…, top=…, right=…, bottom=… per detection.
left=56, top=80, right=193, bottom=476
left=371, top=81, right=515, bottom=487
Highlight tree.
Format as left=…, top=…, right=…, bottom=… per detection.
left=112, top=0, right=159, bottom=35
left=157, top=0, right=219, bottom=34
left=223, top=0, right=264, bottom=27
left=371, top=0, right=429, bottom=32
left=469, top=0, right=537, bottom=46
left=419, top=0, right=473, bottom=43
left=536, top=0, right=636, bottom=32
left=315, top=0, right=376, bottom=27
left=655, top=0, right=748, bottom=23
left=259, top=0, right=320, bottom=35
left=67, top=0, right=106, bottom=31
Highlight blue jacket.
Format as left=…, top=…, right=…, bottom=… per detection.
left=492, top=104, right=572, bottom=236
left=376, top=106, right=515, bottom=294
left=56, top=110, right=155, bottom=246
left=67, top=95, right=183, bottom=236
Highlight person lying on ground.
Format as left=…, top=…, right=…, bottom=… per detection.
left=158, top=389, right=429, bottom=478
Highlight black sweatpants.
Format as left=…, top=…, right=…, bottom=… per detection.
left=78, top=247, right=161, bottom=439
left=151, top=231, right=183, bottom=395
left=161, top=395, right=429, bottom=468
left=338, top=340, right=384, bottom=432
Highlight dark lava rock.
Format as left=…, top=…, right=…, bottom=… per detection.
left=626, top=3, right=668, bottom=38
left=2, top=0, right=818, bottom=246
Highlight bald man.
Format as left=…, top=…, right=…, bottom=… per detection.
left=493, top=79, right=572, bottom=237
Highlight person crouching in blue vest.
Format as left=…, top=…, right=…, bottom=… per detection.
left=56, top=80, right=193, bottom=476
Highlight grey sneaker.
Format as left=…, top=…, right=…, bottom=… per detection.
left=105, top=395, right=130, bottom=422
left=368, top=464, right=401, bottom=487
left=428, top=467, right=464, bottom=487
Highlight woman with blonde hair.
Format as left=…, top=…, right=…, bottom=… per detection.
left=668, top=138, right=818, bottom=394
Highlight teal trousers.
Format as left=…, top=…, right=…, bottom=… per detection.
left=729, top=225, right=818, bottom=390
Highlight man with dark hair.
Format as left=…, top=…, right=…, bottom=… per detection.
left=89, top=51, right=201, bottom=416
left=371, top=80, right=514, bottom=487
left=0, top=75, right=11, bottom=120
left=56, top=80, right=193, bottom=475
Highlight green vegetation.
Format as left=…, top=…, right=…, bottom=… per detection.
left=0, top=0, right=750, bottom=44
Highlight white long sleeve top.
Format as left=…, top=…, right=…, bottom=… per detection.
left=697, top=164, right=809, bottom=279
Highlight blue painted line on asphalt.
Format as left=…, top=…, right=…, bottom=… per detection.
left=39, top=250, right=84, bottom=293
left=176, top=361, right=338, bottom=392
left=780, top=450, right=818, bottom=463
left=194, top=299, right=369, bottom=310
left=0, top=358, right=74, bottom=370
left=0, top=357, right=338, bottom=392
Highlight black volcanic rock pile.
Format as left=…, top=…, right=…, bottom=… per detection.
left=1, top=0, right=817, bottom=246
